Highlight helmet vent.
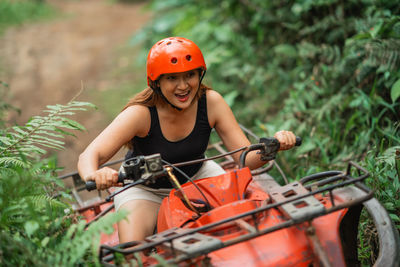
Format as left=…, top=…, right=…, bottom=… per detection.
left=171, top=57, right=178, bottom=64
left=157, top=41, right=164, bottom=46
left=186, top=55, right=192, bottom=61
left=167, top=41, right=172, bottom=45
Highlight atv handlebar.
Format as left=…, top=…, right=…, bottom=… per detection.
left=295, top=136, right=302, bottom=146
left=85, top=136, right=302, bottom=191
left=85, top=154, right=165, bottom=191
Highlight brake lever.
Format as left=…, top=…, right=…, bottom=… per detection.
left=258, top=137, right=281, bottom=161
left=239, top=137, right=302, bottom=168
left=259, top=136, right=302, bottom=161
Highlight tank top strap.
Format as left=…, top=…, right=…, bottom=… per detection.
left=148, top=106, right=160, bottom=136
left=196, top=92, right=212, bottom=131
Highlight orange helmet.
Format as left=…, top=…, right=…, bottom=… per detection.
left=147, top=37, right=207, bottom=85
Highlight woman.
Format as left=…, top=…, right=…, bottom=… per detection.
left=77, top=37, right=296, bottom=244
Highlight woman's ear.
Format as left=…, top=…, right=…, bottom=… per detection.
left=149, top=79, right=160, bottom=91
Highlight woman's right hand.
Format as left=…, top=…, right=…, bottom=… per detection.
left=84, top=167, right=119, bottom=190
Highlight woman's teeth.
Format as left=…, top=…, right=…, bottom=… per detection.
left=176, top=91, right=190, bottom=98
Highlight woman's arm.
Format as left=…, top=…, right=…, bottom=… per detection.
left=77, top=105, right=150, bottom=189
left=207, top=90, right=295, bottom=170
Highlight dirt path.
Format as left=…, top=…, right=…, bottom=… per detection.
left=0, top=0, right=151, bottom=174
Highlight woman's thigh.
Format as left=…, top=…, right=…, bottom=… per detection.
left=117, top=199, right=160, bottom=243
left=191, top=160, right=226, bottom=180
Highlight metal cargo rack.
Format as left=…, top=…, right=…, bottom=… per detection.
left=98, top=161, right=378, bottom=266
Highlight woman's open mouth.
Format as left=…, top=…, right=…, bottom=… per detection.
left=175, top=91, right=191, bottom=102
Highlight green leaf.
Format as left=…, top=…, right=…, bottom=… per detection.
left=389, top=213, right=400, bottom=222
left=370, top=20, right=384, bottom=39
left=41, top=236, right=50, bottom=247
left=24, top=220, right=39, bottom=237
left=224, top=91, right=239, bottom=107
left=274, top=44, right=297, bottom=58
left=391, top=79, right=400, bottom=103
left=61, top=118, right=85, bottom=131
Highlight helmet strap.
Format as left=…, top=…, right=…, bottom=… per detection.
left=159, top=89, right=183, bottom=111
left=150, top=81, right=183, bottom=111
left=199, top=69, right=206, bottom=86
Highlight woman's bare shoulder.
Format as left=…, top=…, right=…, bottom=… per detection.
left=123, top=104, right=150, bottom=114
left=115, top=105, right=151, bottom=137
left=206, top=89, right=224, bottom=103
left=206, top=90, right=231, bottom=127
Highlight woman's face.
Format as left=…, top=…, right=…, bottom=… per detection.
left=159, top=69, right=200, bottom=110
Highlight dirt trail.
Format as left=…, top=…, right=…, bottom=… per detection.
left=0, top=0, right=151, bottom=175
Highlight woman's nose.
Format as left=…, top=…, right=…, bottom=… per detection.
left=177, top=76, right=188, bottom=89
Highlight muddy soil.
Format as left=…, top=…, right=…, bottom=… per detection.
left=0, top=0, right=151, bottom=178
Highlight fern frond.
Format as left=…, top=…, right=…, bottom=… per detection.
left=24, top=195, right=68, bottom=212
left=49, top=210, right=127, bottom=266
left=0, top=166, right=18, bottom=177
left=0, top=157, right=29, bottom=168
left=0, top=101, right=94, bottom=167
left=365, top=39, right=400, bottom=71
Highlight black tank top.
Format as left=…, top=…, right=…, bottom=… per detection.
left=125, top=93, right=212, bottom=188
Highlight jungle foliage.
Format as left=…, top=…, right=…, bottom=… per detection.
left=0, top=2, right=128, bottom=264
left=132, top=0, right=400, bottom=264
left=0, top=82, right=127, bottom=266
left=0, top=0, right=399, bottom=266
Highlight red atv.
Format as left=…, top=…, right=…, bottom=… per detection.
left=62, top=131, right=399, bottom=266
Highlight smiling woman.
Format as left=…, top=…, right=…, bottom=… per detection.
left=146, top=37, right=207, bottom=111
left=159, top=70, right=200, bottom=107
left=77, top=36, right=297, bottom=245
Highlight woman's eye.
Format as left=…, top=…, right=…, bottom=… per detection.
left=167, top=75, right=176, bottom=80
left=187, top=72, right=195, bottom=78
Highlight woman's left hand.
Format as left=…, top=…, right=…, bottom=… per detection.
left=274, top=130, right=296, bottom=150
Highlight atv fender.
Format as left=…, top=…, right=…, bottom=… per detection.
left=254, top=174, right=400, bottom=267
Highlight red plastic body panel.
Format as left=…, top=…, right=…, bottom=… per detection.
left=79, top=202, right=119, bottom=247
left=80, top=167, right=349, bottom=266
left=157, top=168, right=348, bottom=266
left=157, top=168, right=255, bottom=231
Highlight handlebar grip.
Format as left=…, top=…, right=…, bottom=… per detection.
left=295, top=136, right=302, bottom=146
left=85, top=172, right=124, bottom=191
left=85, top=181, right=97, bottom=191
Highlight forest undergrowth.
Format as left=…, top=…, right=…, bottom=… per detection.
left=0, top=0, right=399, bottom=266
left=132, top=0, right=400, bottom=265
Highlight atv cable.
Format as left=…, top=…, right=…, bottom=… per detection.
left=104, top=179, right=146, bottom=202
left=172, top=146, right=248, bottom=168
left=162, top=159, right=212, bottom=212
left=165, top=166, right=201, bottom=216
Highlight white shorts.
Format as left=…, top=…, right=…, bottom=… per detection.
left=113, top=160, right=225, bottom=211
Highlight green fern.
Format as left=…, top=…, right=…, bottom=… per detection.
left=46, top=210, right=127, bottom=266
left=364, top=39, right=400, bottom=72
left=0, top=97, right=128, bottom=266
left=24, top=195, right=68, bottom=212
left=0, top=101, right=95, bottom=168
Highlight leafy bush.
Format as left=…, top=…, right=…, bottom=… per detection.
left=0, top=99, right=126, bottom=266
left=132, top=0, right=400, bottom=265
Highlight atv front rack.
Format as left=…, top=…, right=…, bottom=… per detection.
left=99, top=161, right=375, bottom=266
